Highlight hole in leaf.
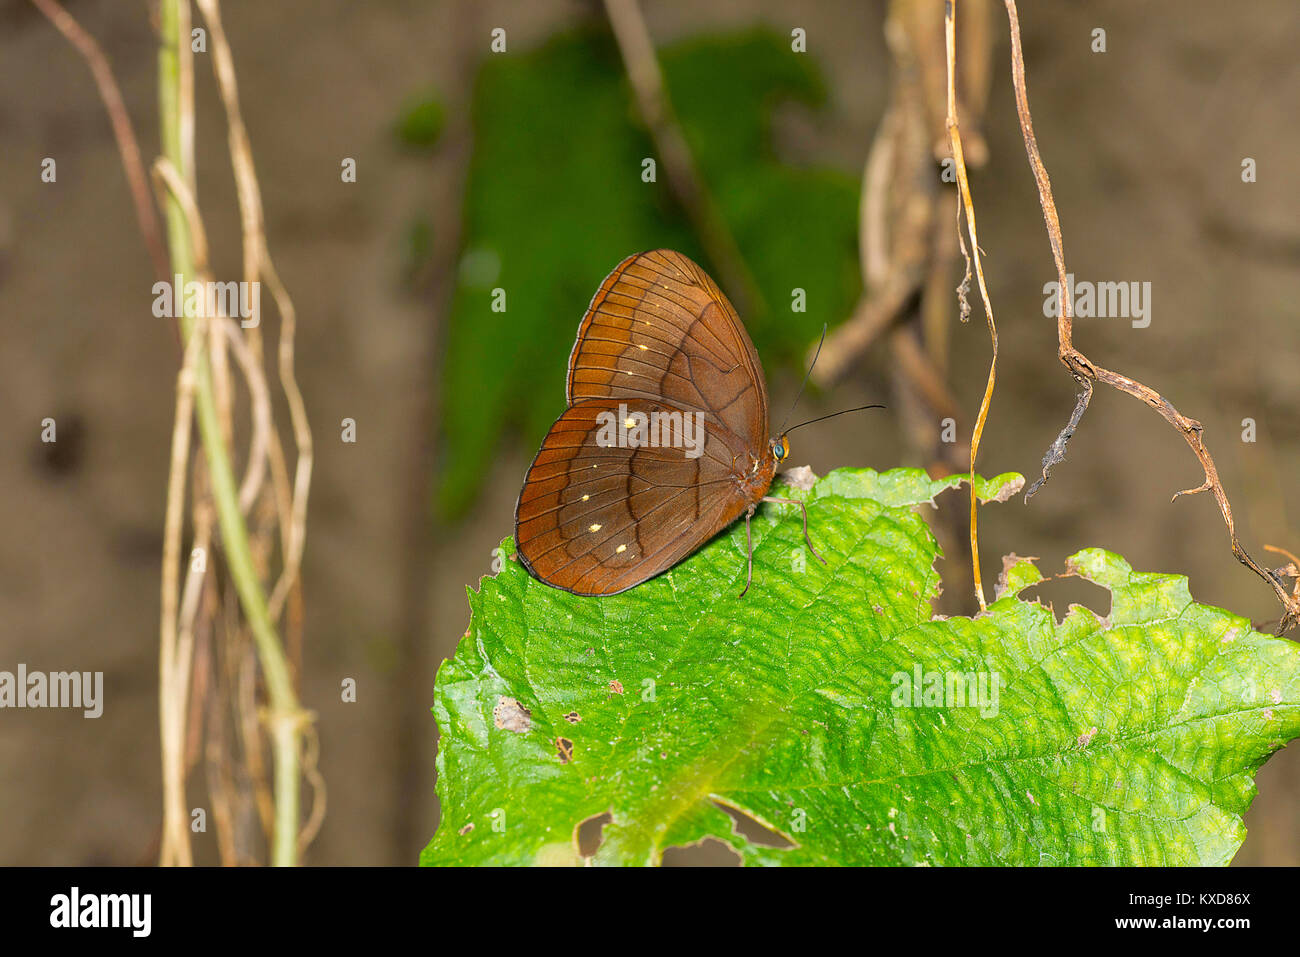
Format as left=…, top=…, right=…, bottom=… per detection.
left=576, top=811, right=611, bottom=857
left=662, top=837, right=741, bottom=867
left=713, top=801, right=796, bottom=849
left=1017, top=575, right=1112, bottom=624
left=492, top=696, right=532, bottom=733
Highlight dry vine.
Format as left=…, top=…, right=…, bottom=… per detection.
left=1000, top=0, right=1299, bottom=634
left=34, top=0, right=318, bottom=864
left=944, top=0, right=999, bottom=610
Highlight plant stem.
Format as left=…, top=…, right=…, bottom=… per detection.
left=158, top=0, right=301, bottom=865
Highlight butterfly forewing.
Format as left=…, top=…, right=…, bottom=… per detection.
left=566, top=249, right=769, bottom=449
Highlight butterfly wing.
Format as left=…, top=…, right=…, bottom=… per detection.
left=515, top=397, right=754, bottom=596
left=566, top=249, right=769, bottom=452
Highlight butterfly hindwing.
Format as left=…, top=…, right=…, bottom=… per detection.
left=515, top=397, right=754, bottom=596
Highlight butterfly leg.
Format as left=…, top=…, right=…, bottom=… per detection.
left=738, top=504, right=757, bottom=598
left=761, top=496, right=828, bottom=566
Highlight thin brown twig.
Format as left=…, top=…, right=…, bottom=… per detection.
left=181, top=459, right=215, bottom=759
left=194, top=0, right=262, bottom=295
left=296, top=724, right=327, bottom=857
left=176, top=513, right=213, bottom=794
left=150, top=158, right=209, bottom=272
left=151, top=158, right=274, bottom=517
left=196, top=0, right=313, bottom=628
left=861, top=99, right=900, bottom=285
left=602, top=0, right=765, bottom=320
left=1002, top=0, right=1299, bottom=634
left=261, top=250, right=314, bottom=626
left=159, top=320, right=206, bottom=867
left=814, top=95, right=931, bottom=386
left=944, top=0, right=999, bottom=611
left=814, top=272, right=923, bottom=384
left=28, top=0, right=170, bottom=284
left=1263, top=544, right=1300, bottom=574
left=238, top=640, right=276, bottom=843
left=889, top=326, right=964, bottom=425
left=182, top=558, right=213, bottom=769
left=219, top=318, right=272, bottom=515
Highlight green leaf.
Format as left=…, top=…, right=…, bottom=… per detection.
left=433, top=28, right=860, bottom=518
left=395, top=90, right=446, bottom=149
left=422, top=467, right=1300, bottom=865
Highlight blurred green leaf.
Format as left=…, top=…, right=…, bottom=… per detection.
left=422, top=467, right=1300, bottom=865
left=396, top=91, right=446, bottom=149
left=434, top=29, right=860, bottom=519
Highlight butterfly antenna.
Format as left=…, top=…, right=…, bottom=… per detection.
left=778, top=324, right=828, bottom=435
left=783, top=404, right=886, bottom=436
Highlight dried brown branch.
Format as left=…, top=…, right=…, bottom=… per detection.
left=602, top=0, right=764, bottom=319
left=889, top=326, right=964, bottom=425
left=814, top=35, right=931, bottom=387
left=1002, top=0, right=1299, bottom=634
left=814, top=270, right=923, bottom=384
left=817, top=0, right=995, bottom=393
left=28, top=0, right=169, bottom=284
left=813, top=2, right=975, bottom=618
left=816, top=2, right=969, bottom=472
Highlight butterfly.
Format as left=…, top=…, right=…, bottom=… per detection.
left=513, top=249, right=842, bottom=597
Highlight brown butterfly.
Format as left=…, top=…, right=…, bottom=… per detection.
left=514, top=249, right=837, bottom=597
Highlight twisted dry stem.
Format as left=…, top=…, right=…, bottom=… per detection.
left=1002, top=0, right=1298, bottom=634
left=944, top=0, right=999, bottom=611
left=194, top=0, right=314, bottom=634
left=154, top=0, right=310, bottom=865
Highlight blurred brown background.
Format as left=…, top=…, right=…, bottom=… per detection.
left=1, top=0, right=1297, bottom=865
